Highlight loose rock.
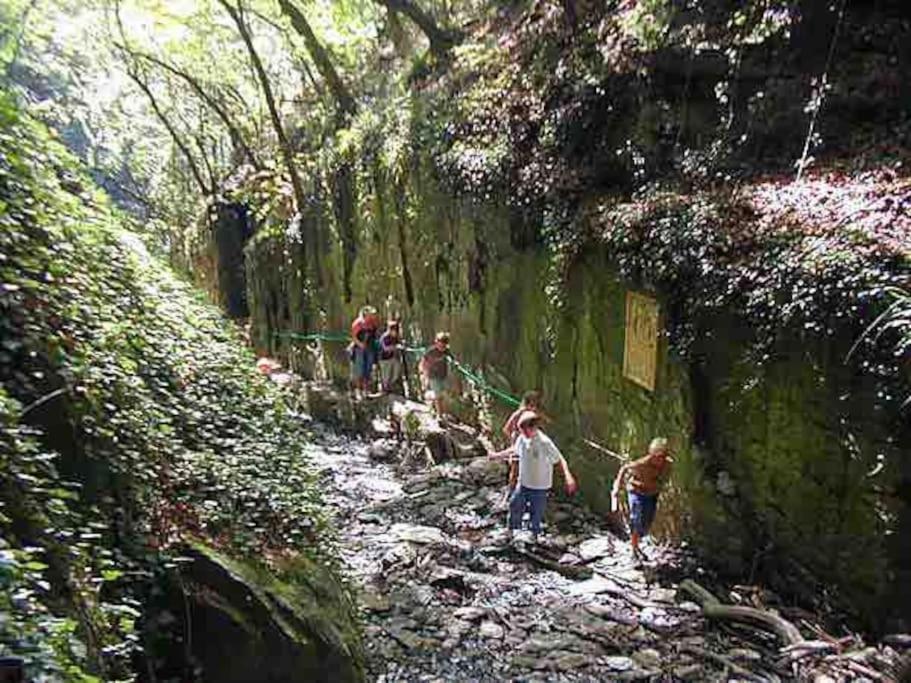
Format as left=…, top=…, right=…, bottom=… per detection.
left=479, top=621, right=505, bottom=639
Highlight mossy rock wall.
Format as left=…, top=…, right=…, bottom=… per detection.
left=147, top=543, right=364, bottom=682
left=196, top=160, right=909, bottom=630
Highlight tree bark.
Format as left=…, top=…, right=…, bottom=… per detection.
left=125, top=49, right=261, bottom=169
left=127, top=68, right=211, bottom=196
left=374, top=0, right=460, bottom=58
left=277, top=0, right=356, bottom=118
left=217, top=0, right=308, bottom=216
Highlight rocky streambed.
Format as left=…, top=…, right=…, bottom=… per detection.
left=292, top=387, right=910, bottom=682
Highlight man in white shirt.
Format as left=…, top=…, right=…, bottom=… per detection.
left=488, top=411, right=577, bottom=542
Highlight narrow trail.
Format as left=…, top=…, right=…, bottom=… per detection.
left=278, top=382, right=908, bottom=682
left=303, top=421, right=772, bottom=682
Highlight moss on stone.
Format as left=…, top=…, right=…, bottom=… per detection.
left=198, top=153, right=909, bottom=630
left=181, top=542, right=365, bottom=682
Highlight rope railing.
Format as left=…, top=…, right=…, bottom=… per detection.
left=272, top=329, right=631, bottom=462
left=272, top=329, right=522, bottom=408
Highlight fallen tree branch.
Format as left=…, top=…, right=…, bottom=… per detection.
left=511, top=545, right=593, bottom=580
left=883, top=634, right=911, bottom=649
left=842, top=659, right=886, bottom=681
left=780, top=640, right=837, bottom=662
left=589, top=574, right=659, bottom=610
left=678, top=579, right=804, bottom=647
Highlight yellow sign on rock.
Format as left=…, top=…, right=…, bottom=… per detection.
left=623, top=291, right=660, bottom=391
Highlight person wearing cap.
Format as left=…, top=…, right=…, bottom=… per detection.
left=611, top=437, right=673, bottom=561
left=378, top=319, right=404, bottom=394
left=419, top=332, right=451, bottom=417
left=500, top=390, right=546, bottom=505
left=488, top=410, right=577, bottom=543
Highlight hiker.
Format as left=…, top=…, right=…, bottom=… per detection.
left=349, top=305, right=380, bottom=398
left=488, top=410, right=577, bottom=543
left=419, top=331, right=451, bottom=417
left=501, top=390, right=545, bottom=504
left=378, top=319, right=404, bottom=394
left=611, top=437, right=673, bottom=561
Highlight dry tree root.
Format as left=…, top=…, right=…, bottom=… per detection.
left=677, top=579, right=804, bottom=647
left=511, top=545, right=594, bottom=580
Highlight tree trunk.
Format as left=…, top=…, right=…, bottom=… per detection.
left=277, top=0, right=357, bottom=118
left=218, top=3, right=306, bottom=205
left=128, top=49, right=261, bottom=169
left=127, top=68, right=211, bottom=196
left=375, top=0, right=459, bottom=58
left=218, top=0, right=322, bottom=286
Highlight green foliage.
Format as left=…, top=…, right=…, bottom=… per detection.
left=619, top=0, right=676, bottom=51
left=0, top=394, right=110, bottom=683
left=596, top=185, right=909, bottom=369
left=855, top=286, right=911, bottom=406
left=0, top=92, right=332, bottom=678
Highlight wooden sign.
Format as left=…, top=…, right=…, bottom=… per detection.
left=623, top=291, right=659, bottom=391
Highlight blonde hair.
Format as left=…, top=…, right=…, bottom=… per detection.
left=649, top=437, right=669, bottom=454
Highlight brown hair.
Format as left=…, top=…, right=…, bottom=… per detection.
left=521, top=390, right=542, bottom=409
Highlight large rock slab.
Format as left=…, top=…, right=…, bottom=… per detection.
left=389, top=523, right=446, bottom=545
left=389, top=397, right=488, bottom=462
left=172, top=543, right=364, bottom=682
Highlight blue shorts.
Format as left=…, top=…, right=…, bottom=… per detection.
left=628, top=492, right=658, bottom=537
left=351, top=345, right=376, bottom=381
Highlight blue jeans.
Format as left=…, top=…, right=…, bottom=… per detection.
left=628, top=491, right=658, bottom=537
left=508, top=486, right=549, bottom=535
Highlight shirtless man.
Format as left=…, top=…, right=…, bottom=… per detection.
left=611, top=437, right=672, bottom=560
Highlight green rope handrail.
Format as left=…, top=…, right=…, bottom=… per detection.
left=273, top=330, right=521, bottom=408
left=274, top=331, right=351, bottom=343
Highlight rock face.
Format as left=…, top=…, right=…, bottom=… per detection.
left=193, top=201, right=252, bottom=318
left=185, top=0, right=911, bottom=629
left=174, top=544, right=363, bottom=683
left=235, top=188, right=911, bottom=628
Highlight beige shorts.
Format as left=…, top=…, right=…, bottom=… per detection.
left=425, top=376, right=447, bottom=399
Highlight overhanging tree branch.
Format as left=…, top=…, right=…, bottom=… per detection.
left=127, top=66, right=211, bottom=196
left=112, top=0, right=210, bottom=195
left=276, top=0, right=356, bottom=118
left=374, top=0, right=460, bottom=58
left=243, top=6, right=324, bottom=98
left=120, top=47, right=262, bottom=169
left=217, top=0, right=307, bottom=213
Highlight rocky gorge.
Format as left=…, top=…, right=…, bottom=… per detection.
left=278, top=380, right=911, bottom=681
